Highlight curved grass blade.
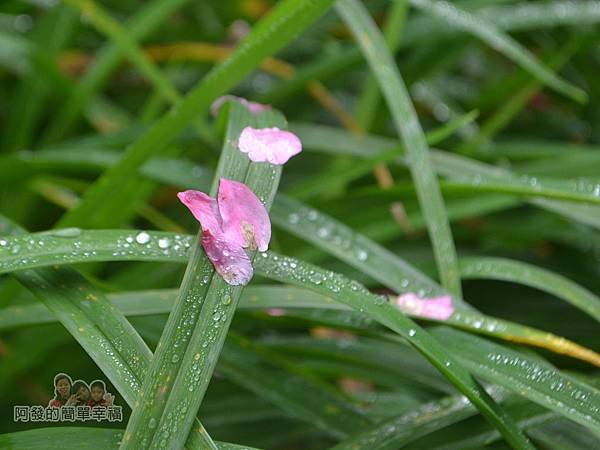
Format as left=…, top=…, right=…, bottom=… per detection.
left=409, top=0, right=586, bottom=103
left=42, top=0, right=191, bottom=143
left=290, top=110, right=479, bottom=199
left=0, top=286, right=348, bottom=330
left=0, top=217, right=218, bottom=449
left=292, top=122, right=600, bottom=231
left=270, top=194, right=600, bottom=365
left=410, top=403, right=556, bottom=450
left=459, top=257, right=600, bottom=322
left=360, top=175, right=600, bottom=207
left=3, top=226, right=600, bottom=367
left=478, top=1, right=600, bottom=32
left=57, top=0, right=336, bottom=229
left=3, top=228, right=600, bottom=439
left=0, top=428, right=255, bottom=450
left=266, top=332, right=600, bottom=441
left=336, top=0, right=462, bottom=297
left=429, top=327, right=600, bottom=437
left=255, top=252, right=535, bottom=449
left=329, top=386, right=509, bottom=450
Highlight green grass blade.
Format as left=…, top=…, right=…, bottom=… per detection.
left=429, top=327, right=600, bottom=437
left=289, top=110, right=479, bottom=199
left=271, top=194, right=458, bottom=302
left=459, top=257, right=600, bottom=322
left=479, top=1, right=600, bottom=31
left=330, top=387, right=509, bottom=450
left=411, top=403, right=556, bottom=450
left=0, top=428, right=255, bottom=450
left=355, top=0, right=409, bottom=130
left=336, top=0, right=463, bottom=298
left=0, top=286, right=346, bottom=329
left=0, top=216, right=218, bottom=449
left=409, top=0, right=587, bottom=103
left=291, top=123, right=600, bottom=231
left=4, top=225, right=600, bottom=366
left=2, top=226, right=599, bottom=437
left=56, top=0, right=336, bottom=228
left=120, top=103, right=285, bottom=449
left=258, top=256, right=536, bottom=449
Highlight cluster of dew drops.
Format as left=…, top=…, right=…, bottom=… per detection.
left=486, top=352, right=599, bottom=419
left=286, top=208, right=369, bottom=263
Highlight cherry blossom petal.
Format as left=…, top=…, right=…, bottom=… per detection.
left=201, top=232, right=253, bottom=285
left=394, top=293, right=454, bottom=320
left=218, top=178, right=271, bottom=252
left=210, top=95, right=271, bottom=117
left=266, top=308, right=286, bottom=317
left=238, top=126, right=302, bottom=165
left=177, top=190, right=222, bottom=236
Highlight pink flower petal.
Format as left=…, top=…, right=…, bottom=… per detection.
left=210, top=95, right=271, bottom=117
left=201, top=232, right=253, bottom=285
left=394, top=293, right=454, bottom=320
left=266, top=308, right=286, bottom=317
left=177, top=190, right=222, bottom=236
left=238, top=126, right=302, bottom=165
left=218, top=178, right=271, bottom=252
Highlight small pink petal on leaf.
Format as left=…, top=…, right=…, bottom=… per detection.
left=238, top=126, right=302, bottom=165
left=266, top=308, right=286, bottom=317
left=201, top=232, right=253, bottom=286
left=177, top=190, right=222, bottom=236
left=218, top=178, right=271, bottom=252
left=394, top=293, right=454, bottom=320
left=210, top=95, right=271, bottom=117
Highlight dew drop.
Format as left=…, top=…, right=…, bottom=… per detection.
left=356, top=249, right=368, bottom=261
left=408, top=329, right=416, bottom=337
left=158, top=237, right=171, bottom=249
left=135, top=232, right=151, bottom=244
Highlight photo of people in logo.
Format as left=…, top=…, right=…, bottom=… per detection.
left=48, top=373, right=114, bottom=408
left=14, top=372, right=122, bottom=424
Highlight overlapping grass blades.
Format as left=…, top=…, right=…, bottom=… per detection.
left=56, top=0, right=336, bottom=228
left=336, top=0, right=463, bottom=298
left=120, top=103, right=284, bottom=448
left=409, top=0, right=586, bottom=103
left=42, top=0, right=191, bottom=143
left=0, top=215, right=218, bottom=448
left=2, top=228, right=600, bottom=438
